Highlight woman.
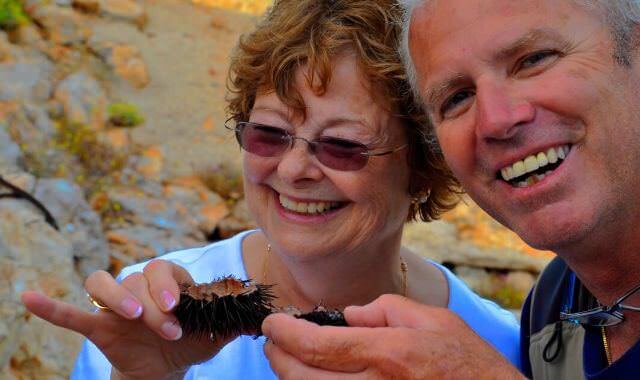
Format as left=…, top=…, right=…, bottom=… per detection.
left=22, top=1, right=521, bottom=379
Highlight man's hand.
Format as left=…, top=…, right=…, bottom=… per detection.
left=262, top=294, right=524, bottom=379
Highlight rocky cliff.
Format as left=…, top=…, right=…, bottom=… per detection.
left=0, top=0, right=551, bottom=377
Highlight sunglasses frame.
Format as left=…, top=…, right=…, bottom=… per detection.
left=560, top=282, right=640, bottom=327
left=225, top=118, right=407, bottom=171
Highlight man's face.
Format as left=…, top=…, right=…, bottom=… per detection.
left=409, top=0, right=640, bottom=253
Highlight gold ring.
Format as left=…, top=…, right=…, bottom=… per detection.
left=87, top=293, right=110, bottom=311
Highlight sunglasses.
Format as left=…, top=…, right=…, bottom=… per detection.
left=225, top=119, right=407, bottom=171
left=560, top=283, right=640, bottom=327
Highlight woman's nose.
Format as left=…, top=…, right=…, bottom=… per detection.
left=276, top=138, right=324, bottom=184
left=475, top=82, right=535, bottom=141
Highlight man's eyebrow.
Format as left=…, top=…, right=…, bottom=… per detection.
left=494, top=28, right=565, bottom=61
left=423, top=28, right=566, bottom=111
left=424, top=74, right=467, bottom=112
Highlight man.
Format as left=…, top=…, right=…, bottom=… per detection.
left=262, top=0, right=640, bottom=378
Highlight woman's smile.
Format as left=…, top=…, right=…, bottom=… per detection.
left=277, top=192, right=346, bottom=215
left=273, top=190, right=349, bottom=223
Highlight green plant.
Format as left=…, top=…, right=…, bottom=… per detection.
left=0, top=0, right=29, bottom=30
left=108, top=102, right=145, bottom=127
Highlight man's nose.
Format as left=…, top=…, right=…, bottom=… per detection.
left=475, top=81, right=535, bottom=141
left=276, top=138, right=324, bottom=185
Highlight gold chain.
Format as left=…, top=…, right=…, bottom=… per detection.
left=601, top=326, right=612, bottom=366
left=262, top=243, right=408, bottom=297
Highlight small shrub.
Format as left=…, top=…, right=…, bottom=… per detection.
left=0, top=0, right=29, bottom=30
left=53, top=121, right=129, bottom=196
left=108, top=102, right=145, bottom=127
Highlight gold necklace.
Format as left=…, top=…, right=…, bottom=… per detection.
left=262, top=244, right=408, bottom=297
left=601, top=326, right=612, bottom=366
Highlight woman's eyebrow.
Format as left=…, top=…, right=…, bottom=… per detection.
left=249, top=107, right=289, bottom=120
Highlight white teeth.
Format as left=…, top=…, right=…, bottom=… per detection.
left=536, top=152, right=548, bottom=167
left=524, top=156, right=539, bottom=172
left=513, top=161, right=526, bottom=178
left=547, top=148, right=558, bottom=164
left=557, top=146, right=566, bottom=159
left=499, top=145, right=571, bottom=182
left=278, top=194, right=339, bottom=214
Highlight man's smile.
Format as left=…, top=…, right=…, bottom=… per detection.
left=498, top=145, right=572, bottom=188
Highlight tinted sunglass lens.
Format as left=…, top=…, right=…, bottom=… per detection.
left=316, top=139, right=368, bottom=171
left=240, top=124, right=289, bottom=157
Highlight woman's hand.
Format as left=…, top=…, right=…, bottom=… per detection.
left=262, top=294, right=524, bottom=379
left=22, top=260, right=234, bottom=380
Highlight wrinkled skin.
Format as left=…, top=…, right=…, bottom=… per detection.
left=262, top=295, right=524, bottom=379
left=22, top=260, right=234, bottom=380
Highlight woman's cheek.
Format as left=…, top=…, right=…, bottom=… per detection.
left=243, top=154, right=272, bottom=184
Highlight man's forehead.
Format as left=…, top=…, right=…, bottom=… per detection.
left=408, top=0, right=594, bottom=106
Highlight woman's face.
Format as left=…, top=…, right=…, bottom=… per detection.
left=242, top=54, right=412, bottom=259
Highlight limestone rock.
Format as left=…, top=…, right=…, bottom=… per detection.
left=29, top=5, right=92, bottom=45
left=72, top=0, right=101, bottom=14
left=32, top=178, right=110, bottom=276
left=0, top=51, right=53, bottom=102
left=98, top=0, right=147, bottom=28
left=106, top=225, right=201, bottom=261
left=54, top=72, right=108, bottom=130
left=0, top=32, right=12, bottom=62
left=402, top=219, right=552, bottom=272
left=0, top=124, right=21, bottom=168
left=99, top=128, right=131, bottom=150
left=135, top=145, right=164, bottom=180
left=13, top=24, right=47, bottom=50
left=88, top=39, right=149, bottom=88
left=101, top=178, right=230, bottom=267
left=216, top=198, right=255, bottom=239
left=0, top=198, right=85, bottom=378
left=22, top=102, right=56, bottom=137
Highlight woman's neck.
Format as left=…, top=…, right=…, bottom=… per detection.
left=242, top=231, right=406, bottom=311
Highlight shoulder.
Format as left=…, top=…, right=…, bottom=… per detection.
left=430, top=261, right=518, bottom=324
left=117, top=230, right=257, bottom=283
left=429, top=261, right=522, bottom=367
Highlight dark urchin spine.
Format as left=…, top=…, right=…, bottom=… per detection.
left=173, top=276, right=275, bottom=340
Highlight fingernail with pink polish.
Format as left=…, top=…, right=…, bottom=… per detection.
left=161, top=290, right=176, bottom=310
left=121, top=297, right=142, bottom=318
left=162, top=321, right=183, bottom=340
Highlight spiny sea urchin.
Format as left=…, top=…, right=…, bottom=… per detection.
left=173, top=276, right=275, bottom=340
left=286, top=305, right=349, bottom=327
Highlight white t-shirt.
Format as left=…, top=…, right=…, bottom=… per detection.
left=72, top=230, right=521, bottom=379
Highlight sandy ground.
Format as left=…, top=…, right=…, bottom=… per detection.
left=91, top=0, right=257, bottom=176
